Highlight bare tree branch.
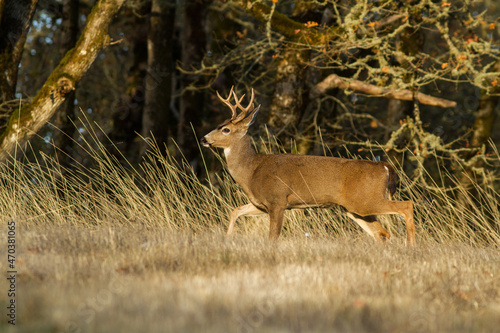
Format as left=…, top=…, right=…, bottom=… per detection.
left=311, top=74, right=457, bottom=108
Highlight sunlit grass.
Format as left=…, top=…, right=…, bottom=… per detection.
left=0, top=124, right=499, bottom=332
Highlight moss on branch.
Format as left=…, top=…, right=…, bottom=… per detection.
left=240, top=1, right=330, bottom=45
left=0, top=0, right=125, bottom=160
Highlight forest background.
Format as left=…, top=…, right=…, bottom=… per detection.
left=0, top=0, right=498, bottom=175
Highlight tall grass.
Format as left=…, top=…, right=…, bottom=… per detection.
left=1, top=122, right=499, bottom=246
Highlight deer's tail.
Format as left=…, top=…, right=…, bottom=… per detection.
left=385, top=164, right=397, bottom=200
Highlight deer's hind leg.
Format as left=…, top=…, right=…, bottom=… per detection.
left=346, top=212, right=390, bottom=243
left=391, top=200, right=415, bottom=246
left=357, top=199, right=415, bottom=246
left=376, top=200, right=414, bottom=246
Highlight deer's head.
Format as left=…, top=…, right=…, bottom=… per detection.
left=201, top=87, right=260, bottom=149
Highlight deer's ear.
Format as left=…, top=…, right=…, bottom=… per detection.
left=244, top=104, right=260, bottom=128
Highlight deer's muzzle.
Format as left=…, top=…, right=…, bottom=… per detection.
left=200, top=137, right=211, bottom=147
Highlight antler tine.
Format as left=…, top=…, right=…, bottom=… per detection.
left=233, top=88, right=255, bottom=114
left=216, top=86, right=237, bottom=120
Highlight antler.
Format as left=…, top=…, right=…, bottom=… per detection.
left=216, top=86, right=242, bottom=120
left=233, top=88, right=255, bottom=123
left=216, top=86, right=256, bottom=122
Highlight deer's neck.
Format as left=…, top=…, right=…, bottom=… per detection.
left=225, top=135, right=258, bottom=184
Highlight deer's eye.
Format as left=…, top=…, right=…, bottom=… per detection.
left=222, top=128, right=231, bottom=134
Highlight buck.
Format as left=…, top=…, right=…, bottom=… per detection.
left=201, top=87, right=416, bottom=246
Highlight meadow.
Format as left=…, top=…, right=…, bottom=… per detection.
left=0, top=131, right=499, bottom=333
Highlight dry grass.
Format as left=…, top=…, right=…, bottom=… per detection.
left=2, top=228, right=500, bottom=333
left=1, top=131, right=499, bottom=332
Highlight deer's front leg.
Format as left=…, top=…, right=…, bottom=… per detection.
left=268, top=205, right=286, bottom=240
left=227, top=203, right=265, bottom=236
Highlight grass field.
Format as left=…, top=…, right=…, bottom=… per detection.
left=1, top=134, right=499, bottom=332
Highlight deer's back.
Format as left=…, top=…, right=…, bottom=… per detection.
left=248, top=154, right=392, bottom=211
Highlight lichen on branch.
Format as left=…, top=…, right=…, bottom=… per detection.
left=0, top=0, right=126, bottom=161
left=238, top=0, right=329, bottom=45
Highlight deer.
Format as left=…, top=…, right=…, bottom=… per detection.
left=200, top=87, right=416, bottom=246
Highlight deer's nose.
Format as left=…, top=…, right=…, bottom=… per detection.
left=200, top=137, right=209, bottom=147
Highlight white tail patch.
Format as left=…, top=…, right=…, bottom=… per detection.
left=384, top=165, right=393, bottom=200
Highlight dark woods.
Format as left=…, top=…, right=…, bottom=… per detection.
left=0, top=0, right=499, bottom=187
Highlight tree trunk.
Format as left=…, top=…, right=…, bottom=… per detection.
left=267, top=46, right=309, bottom=151
left=242, top=1, right=312, bottom=148
left=0, top=0, right=38, bottom=128
left=385, top=24, right=425, bottom=165
left=386, top=100, right=411, bottom=136
left=470, top=63, right=500, bottom=149
left=177, top=0, right=209, bottom=167
left=460, top=59, right=500, bottom=185
left=53, top=0, right=79, bottom=166
left=141, top=0, right=176, bottom=156
left=0, top=0, right=125, bottom=161
left=0, top=0, right=5, bottom=23
left=457, top=59, right=500, bottom=222
left=108, top=7, right=148, bottom=164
